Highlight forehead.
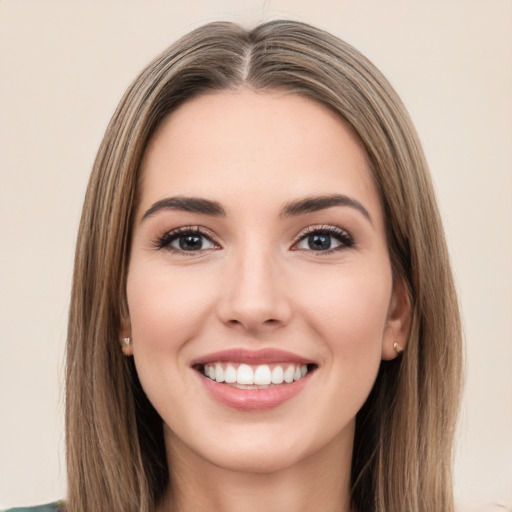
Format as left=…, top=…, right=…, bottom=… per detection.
left=138, top=89, right=382, bottom=222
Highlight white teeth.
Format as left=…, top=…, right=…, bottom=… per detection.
left=203, top=363, right=311, bottom=385
left=254, top=365, right=272, bottom=385
left=224, top=364, right=237, bottom=383
left=271, top=366, right=284, bottom=384
left=237, top=364, right=254, bottom=385
left=283, top=365, right=295, bottom=383
left=215, top=363, right=224, bottom=383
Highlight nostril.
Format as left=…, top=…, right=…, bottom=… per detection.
left=226, top=318, right=279, bottom=328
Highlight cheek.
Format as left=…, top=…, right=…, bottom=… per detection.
left=126, top=263, right=215, bottom=358
left=125, top=263, right=212, bottom=429
left=279, top=264, right=392, bottom=444
left=293, top=264, right=392, bottom=361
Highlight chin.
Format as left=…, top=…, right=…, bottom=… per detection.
left=203, top=443, right=308, bottom=475
left=166, top=416, right=353, bottom=477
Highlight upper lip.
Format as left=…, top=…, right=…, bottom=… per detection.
left=191, top=348, right=316, bottom=366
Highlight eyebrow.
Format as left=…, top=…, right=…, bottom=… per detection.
left=280, top=194, right=373, bottom=224
left=141, top=193, right=372, bottom=224
left=141, top=196, right=226, bottom=221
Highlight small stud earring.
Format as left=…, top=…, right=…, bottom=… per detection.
left=122, top=337, right=131, bottom=345
left=393, top=342, right=404, bottom=354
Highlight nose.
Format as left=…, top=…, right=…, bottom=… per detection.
left=216, top=246, right=292, bottom=335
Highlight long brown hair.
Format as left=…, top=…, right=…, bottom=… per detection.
left=66, top=20, right=463, bottom=512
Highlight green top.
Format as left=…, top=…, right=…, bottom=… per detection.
left=2, top=502, right=64, bottom=512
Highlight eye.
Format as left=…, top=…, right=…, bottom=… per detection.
left=155, top=227, right=219, bottom=253
left=292, top=225, right=353, bottom=253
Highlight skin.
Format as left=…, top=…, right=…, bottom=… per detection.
left=123, top=89, right=410, bottom=512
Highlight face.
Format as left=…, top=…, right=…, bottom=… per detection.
left=125, top=90, right=409, bottom=474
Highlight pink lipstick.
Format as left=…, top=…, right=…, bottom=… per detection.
left=192, top=348, right=317, bottom=411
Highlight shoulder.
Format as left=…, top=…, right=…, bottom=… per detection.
left=2, top=502, right=64, bottom=512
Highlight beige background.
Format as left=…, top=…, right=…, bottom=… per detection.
left=1, top=1, right=511, bottom=510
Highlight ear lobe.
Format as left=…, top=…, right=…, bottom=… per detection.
left=120, top=316, right=133, bottom=356
left=381, top=276, right=412, bottom=361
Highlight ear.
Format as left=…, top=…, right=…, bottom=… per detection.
left=120, top=316, right=133, bottom=357
left=381, top=276, right=412, bottom=360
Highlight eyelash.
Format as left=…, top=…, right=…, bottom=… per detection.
left=153, top=224, right=354, bottom=254
left=291, top=225, right=354, bottom=254
left=153, top=226, right=220, bottom=253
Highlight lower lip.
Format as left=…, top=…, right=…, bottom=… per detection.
left=198, top=372, right=312, bottom=411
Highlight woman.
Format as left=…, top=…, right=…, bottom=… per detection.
left=7, top=19, right=462, bottom=512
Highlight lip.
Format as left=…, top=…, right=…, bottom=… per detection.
left=191, top=348, right=315, bottom=366
left=191, top=348, right=317, bottom=411
left=197, top=370, right=313, bottom=411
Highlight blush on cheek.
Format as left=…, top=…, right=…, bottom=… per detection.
left=128, top=266, right=214, bottom=344
left=301, top=273, right=391, bottom=334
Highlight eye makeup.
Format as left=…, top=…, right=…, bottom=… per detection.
left=152, top=225, right=221, bottom=254
left=151, top=223, right=354, bottom=257
left=291, top=225, right=354, bottom=254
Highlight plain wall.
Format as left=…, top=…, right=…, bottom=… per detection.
left=1, top=1, right=511, bottom=510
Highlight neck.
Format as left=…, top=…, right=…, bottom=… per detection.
left=158, top=424, right=354, bottom=512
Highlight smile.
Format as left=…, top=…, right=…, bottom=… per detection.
left=192, top=349, right=318, bottom=410
left=201, top=362, right=311, bottom=388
